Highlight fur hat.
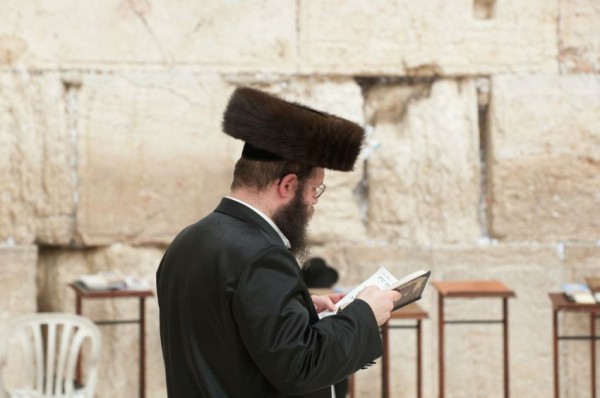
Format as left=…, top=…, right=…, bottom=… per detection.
left=222, top=87, right=365, bottom=171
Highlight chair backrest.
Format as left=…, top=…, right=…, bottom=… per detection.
left=0, top=313, right=101, bottom=398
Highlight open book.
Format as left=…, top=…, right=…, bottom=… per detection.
left=319, top=267, right=431, bottom=319
left=75, top=272, right=151, bottom=291
left=562, top=283, right=597, bottom=304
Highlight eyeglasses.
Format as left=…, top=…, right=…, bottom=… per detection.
left=313, top=184, right=326, bottom=199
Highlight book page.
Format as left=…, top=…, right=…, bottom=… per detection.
left=561, top=283, right=596, bottom=304
left=318, top=267, right=398, bottom=319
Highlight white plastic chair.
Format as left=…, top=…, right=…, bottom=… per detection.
left=0, top=313, right=101, bottom=398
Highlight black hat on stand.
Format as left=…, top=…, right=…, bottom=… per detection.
left=301, top=257, right=339, bottom=288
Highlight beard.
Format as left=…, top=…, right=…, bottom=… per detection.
left=272, top=186, right=313, bottom=262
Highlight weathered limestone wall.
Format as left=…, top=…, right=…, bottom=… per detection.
left=1, top=1, right=598, bottom=398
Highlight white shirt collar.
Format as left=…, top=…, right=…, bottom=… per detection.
left=225, top=196, right=291, bottom=250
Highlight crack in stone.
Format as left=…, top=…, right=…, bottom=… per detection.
left=476, top=77, right=492, bottom=240
left=352, top=157, right=370, bottom=226
left=62, top=76, right=81, bottom=245
left=133, top=9, right=174, bottom=66
left=295, top=0, right=301, bottom=61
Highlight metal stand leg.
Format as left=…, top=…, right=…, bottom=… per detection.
left=75, top=296, right=82, bottom=384
left=503, top=298, right=510, bottom=398
left=553, top=309, right=559, bottom=398
left=382, top=321, right=389, bottom=398
left=417, top=319, right=422, bottom=398
left=438, top=293, right=445, bottom=398
left=140, top=297, right=146, bottom=398
left=591, top=312, right=596, bottom=398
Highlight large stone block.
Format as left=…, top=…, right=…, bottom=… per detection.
left=0, top=245, right=37, bottom=332
left=488, top=75, right=600, bottom=242
left=0, top=245, right=37, bottom=390
left=76, top=72, right=239, bottom=245
left=299, top=0, right=557, bottom=75
left=0, top=71, right=74, bottom=245
left=255, top=78, right=369, bottom=243
left=38, top=244, right=166, bottom=398
left=564, top=244, right=600, bottom=281
left=0, top=1, right=297, bottom=71
left=431, top=244, right=563, bottom=398
left=366, top=79, right=481, bottom=245
left=559, top=0, right=600, bottom=73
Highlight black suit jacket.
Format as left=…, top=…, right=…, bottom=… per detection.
left=157, top=198, right=382, bottom=397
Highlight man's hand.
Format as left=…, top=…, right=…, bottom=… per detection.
left=311, top=293, right=345, bottom=313
left=356, top=286, right=401, bottom=326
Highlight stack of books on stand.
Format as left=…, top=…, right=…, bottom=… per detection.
left=561, top=277, right=600, bottom=304
left=75, top=272, right=150, bottom=291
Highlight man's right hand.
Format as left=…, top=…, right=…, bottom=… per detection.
left=356, top=286, right=402, bottom=326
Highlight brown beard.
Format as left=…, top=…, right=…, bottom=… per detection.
left=272, top=185, right=311, bottom=261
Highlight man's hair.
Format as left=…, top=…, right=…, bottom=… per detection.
left=231, top=158, right=315, bottom=191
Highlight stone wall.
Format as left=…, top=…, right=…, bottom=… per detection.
left=1, top=1, right=599, bottom=398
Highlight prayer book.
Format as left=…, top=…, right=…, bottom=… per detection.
left=76, top=272, right=126, bottom=291
left=562, top=283, right=597, bottom=304
left=319, top=267, right=431, bottom=319
left=75, top=272, right=150, bottom=291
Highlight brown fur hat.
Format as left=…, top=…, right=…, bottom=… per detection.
left=222, top=87, right=365, bottom=171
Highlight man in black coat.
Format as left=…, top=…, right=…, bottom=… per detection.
left=157, top=87, right=400, bottom=397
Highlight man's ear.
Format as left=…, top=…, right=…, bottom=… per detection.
left=277, top=174, right=298, bottom=200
